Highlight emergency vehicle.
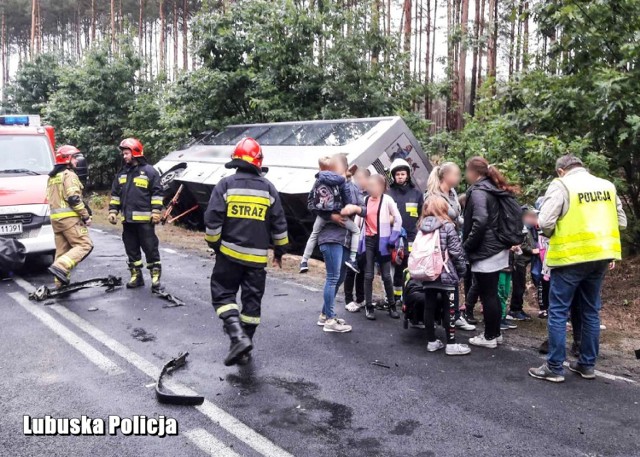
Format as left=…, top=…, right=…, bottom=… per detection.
left=0, top=115, right=57, bottom=258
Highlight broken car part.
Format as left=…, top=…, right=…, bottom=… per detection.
left=156, top=352, right=204, bottom=406
left=152, top=289, right=186, bottom=308
left=28, top=275, right=123, bottom=301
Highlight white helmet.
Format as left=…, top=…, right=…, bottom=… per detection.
left=390, top=158, right=412, bottom=178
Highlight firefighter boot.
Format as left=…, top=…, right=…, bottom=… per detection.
left=49, top=265, right=70, bottom=286
left=237, top=325, right=257, bottom=365
left=126, top=263, right=145, bottom=289
left=149, top=264, right=162, bottom=292
left=222, top=316, right=253, bottom=366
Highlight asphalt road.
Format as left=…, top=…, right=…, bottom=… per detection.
left=1, top=228, right=639, bottom=457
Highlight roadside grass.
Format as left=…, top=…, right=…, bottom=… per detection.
left=89, top=191, right=640, bottom=377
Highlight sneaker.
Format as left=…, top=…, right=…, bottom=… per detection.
left=345, top=301, right=363, bottom=313
left=500, top=318, right=518, bottom=330
left=299, top=261, right=309, bottom=274
left=496, top=334, right=504, bottom=345
left=455, top=316, right=476, bottom=331
left=365, top=305, right=376, bottom=320
left=446, top=343, right=471, bottom=356
left=538, top=310, right=548, bottom=319
left=375, top=299, right=389, bottom=311
left=317, top=314, right=347, bottom=326
left=568, top=361, right=596, bottom=380
left=469, top=334, right=498, bottom=349
left=528, top=364, right=565, bottom=383
left=427, top=340, right=445, bottom=352
left=410, top=321, right=426, bottom=329
left=508, top=311, right=532, bottom=321
left=464, top=310, right=478, bottom=325
left=344, top=259, right=360, bottom=273
left=323, top=318, right=352, bottom=333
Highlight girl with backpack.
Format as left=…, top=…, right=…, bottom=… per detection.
left=342, top=174, right=402, bottom=320
left=462, top=157, right=521, bottom=349
left=407, top=196, right=470, bottom=355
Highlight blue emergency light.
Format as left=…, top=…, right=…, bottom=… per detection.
left=0, top=115, right=32, bottom=126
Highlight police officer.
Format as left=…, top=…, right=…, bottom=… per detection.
left=386, top=159, right=424, bottom=310
left=204, top=137, right=288, bottom=366
left=47, top=145, right=93, bottom=286
left=108, top=138, right=164, bottom=291
left=529, top=154, right=626, bottom=383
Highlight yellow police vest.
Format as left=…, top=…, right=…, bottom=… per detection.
left=547, top=172, right=621, bottom=267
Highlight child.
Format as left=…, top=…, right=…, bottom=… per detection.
left=300, top=155, right=361, bottom=274
left=509, top=206, right=538, bottom=320
left=342, top=174, right=402, bottom=320
left=406, top=196, right=470, bottom=355
left=344, top=167, right=371, bottom=312
left=499, top=249, right=518, bottom=331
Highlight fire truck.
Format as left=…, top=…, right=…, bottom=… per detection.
left=0, top=115, right=58, bottom=259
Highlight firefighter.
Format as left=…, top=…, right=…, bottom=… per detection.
left=204, top=137, right=289, bottom=366
left=386, top=158, right=424, bottom=308
left=47, top=145, right=93, bottom=286
left=108, top=138, right=164, bottom=292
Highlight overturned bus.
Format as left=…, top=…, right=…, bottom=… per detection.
left=155, top=116, right=432, bottom=250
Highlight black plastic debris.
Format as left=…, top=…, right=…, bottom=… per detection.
left=156, top=352, right=204, bottom=406
left=152, top=289, right=186, bottom=308
left=635, top=348, right=640, bottom=360
left=370, top=360, right=391, bottom=369
left=28, top=275, right=122, bottom=301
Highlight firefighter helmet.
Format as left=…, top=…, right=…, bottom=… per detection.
left=231, top=137, right=263, bottom=169
left=119, top=138, right=144, bottom=158
left=55, top=145, right=81, bottom=165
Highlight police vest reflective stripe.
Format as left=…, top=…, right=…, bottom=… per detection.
left=547, top=172, right=621, bottom=267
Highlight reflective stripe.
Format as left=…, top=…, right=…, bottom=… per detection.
left=119, top=175, right=127, bottom=184
left=225, top=188, right=274, bottom=204
left=406, top=202, right=419, bottom=218
left=67, top=186, right=80, bottom=193
left=272, top=231, right=289, bottom=246
left=110, top=196, right=121, bottom=206
left=205, top=227, right=222, bottom=243
left=240, top=314, right=261, bottom=325
left=133, top=177, right=148, bottom=188
left=50, top=207, right=78, bottom=220
left=131, top=260, right=144, bottom=267
left=220, top=242, right=268, bottom=264
left=132, top=211, right=152, bottom=221
left=151, top=199, right=163, bottom=206
left=57, top=255, right=76, bottom=270
left=226, top=195, right=271, bottom=206
left=216, top=303, right=240, bottom=316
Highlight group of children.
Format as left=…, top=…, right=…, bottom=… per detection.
left=301, top=154, right=550, bottom=354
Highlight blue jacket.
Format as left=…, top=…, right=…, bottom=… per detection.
left=307, top=171, right=353, bottom=214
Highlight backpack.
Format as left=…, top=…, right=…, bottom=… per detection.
left=494, top=193, right=526, bottom=246
left=312, top=181, right=341, bottom=212
left=408, top=229, right=449, bottom=281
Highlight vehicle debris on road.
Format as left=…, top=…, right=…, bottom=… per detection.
left=28, top=275, right=123, bottom=301
left=156, top=352, right=205, bottom=406
left=152, top=289, right=186, bottom=307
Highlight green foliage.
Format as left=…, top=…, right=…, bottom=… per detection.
left=5, top=54, right=61, bottom=116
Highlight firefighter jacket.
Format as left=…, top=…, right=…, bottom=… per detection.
left=47, top=165, right=90, bottom=231
left=109, top=160, right=163, bottom=223
left=387, top=182, right=424, bottom=244
left=204, top=164, right=289, bottom=269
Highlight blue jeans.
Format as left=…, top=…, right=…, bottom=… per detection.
left=319, top=243, right=349, bottom=319
left=547, top=260, right=608, bottom=373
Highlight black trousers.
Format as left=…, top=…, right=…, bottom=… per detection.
left=464, top=268, right=480, bottom=311
left=210, top=253, right=266, bottom=330
left=344, top=254, right=365, bottom=304
left=510, top=263, right=528, bottom=312
left=538, top=278, right=550, bottom=311
left=475, top=271, right=501, bottom=340
left=364, top=236, right=395, bottom=307
left=122, top=222, right=160, bottom=266
left=425, top=289, right=456, bottom=344
left=392, top=252, right=409, bottom=303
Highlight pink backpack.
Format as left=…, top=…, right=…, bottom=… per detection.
left=408, top=230, right=449, bottom=281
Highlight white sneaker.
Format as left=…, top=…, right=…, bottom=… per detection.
left=446, top=343, right=471, bottom=356
left=455, top=316, right=477, bottom=331
left=469, top=334, right=498, bottom=348
left=317, top=314, right=346, bottom=326
left=600, top=324, right=607, bottom=330
left=323, top=318, right=352, bottom=333
left=427, top=340, right=445, bottom=352
left=345, top=301, right=363, bottom=313
left=496, top=335, right=504, bottom=345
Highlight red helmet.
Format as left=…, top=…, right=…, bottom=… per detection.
left=119, top=138, right=144, bottom=157
left=55, top=145, right=81, bottom=165
left=231, top=137, right=263, bottom=169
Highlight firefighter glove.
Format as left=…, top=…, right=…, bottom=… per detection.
left=107, top=212, right=118, bottom=225
left=151, top=210, right=162, bottom=225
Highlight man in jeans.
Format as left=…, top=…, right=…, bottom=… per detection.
left=529, top=155, right=626, bottom=383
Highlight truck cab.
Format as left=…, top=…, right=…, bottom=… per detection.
left=0, top=115, right=57, bottom=258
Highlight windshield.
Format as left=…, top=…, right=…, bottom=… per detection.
left=0, top=135, right=53, bottom=174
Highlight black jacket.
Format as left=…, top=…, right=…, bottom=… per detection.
left=462, top=177, right=510, bottom=262
left=387, top=183, right=424, bottom=242
left=109, top=159, right=163, bottom=223
left=418, top=216, right=466, bottom=289
left=204, top=162, right=289, bottom=269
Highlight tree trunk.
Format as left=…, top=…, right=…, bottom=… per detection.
left=469, top=0, right=481, bottom=116
left=487, top=0, right=497, bottom=91
left=403, top=0, right=412, bottom=83
left=430, top=0, right=438, bottom=121
left=522, top=1, right=529, bottom=70
left=1, top=10, right=6, bottom=92
left=139, top=0, right=145, bottom=62
left=160, top=0, right=166, bottom=74
left=371, top=0, right=381, bottom=65
left=30, top=0, right=37, bottom=58
left=173, top=0, right=178, bottom=78
left=508, top=2, right=515, bottom=80
left=183, top=0, right=188, bottom=71
left=458, top=0, right=469, bottom=127
left=478, top=0, right=485, bottom=88
left=425, top=0, right=431, bottom=119
left=515, top=0, right=523, bottom=73
left=91, top=0, right=96, bottom=43
left=111, top=0, right=117, bottom=52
